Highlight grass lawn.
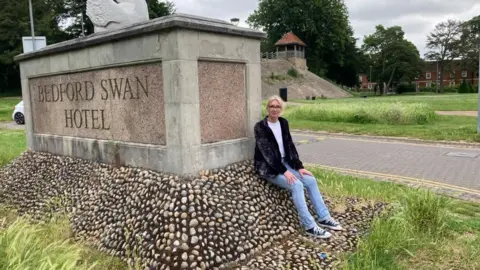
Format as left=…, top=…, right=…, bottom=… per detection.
left=310, top=168, right=480, bottom=270
left=0, top=129, right=26, bottom=167
left=0, top=97, right=21, bottom=122
left=0, top=206, right=129, bottom=270
left=292, top=93, right=478, bottom=111
left=290, top=116, right=480, bottom=142
left=281, top=94, right=480, bottom=142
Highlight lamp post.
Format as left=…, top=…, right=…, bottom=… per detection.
left=369, top=65, right=372, bottom=89
left=436, top=61, right=439, bottom=93
left=477, top=43, right=480, bottom=133
left=81, top=9, right=85, bottom=37
left=28, top=0, right=35, bottom=51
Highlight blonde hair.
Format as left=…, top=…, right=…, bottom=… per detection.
left=266, top=95, right=286, bottom=115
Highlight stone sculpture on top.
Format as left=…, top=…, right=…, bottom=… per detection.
left=86, top=0, right=150, bottom=32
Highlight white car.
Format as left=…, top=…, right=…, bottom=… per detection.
left=12, top=100, right=25, bottom=125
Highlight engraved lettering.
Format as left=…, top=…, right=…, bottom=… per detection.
left=101, top=110, right=110, bottom=130
left=34, top=65, right=158, bottom=134
left=38, top=86, right=45, bottom=102
left=75, top=82, right=83, bottom=101
left=65, top=109, right=73, bottom=128
left=136, top=76, right=149, bottom=97
left=91, top=110, right=100, bottom=129
left=100, top=79, right=108, bottom=100
left=52, top=84, right=60, bottom=102
left=45, top=85, right=51, bottom=102
left=108, top=78, right=123, bottom=99
left=66, top=83, right=75, bottom=101
left=83, top=109, right=89, bottom=129
left=74, top=109, right=83, bottom=128
left=85, top=81, right=95, bottom=101
left=123, top=78, right=134, bottom=100
left=59, top=84, right=66, bottom=102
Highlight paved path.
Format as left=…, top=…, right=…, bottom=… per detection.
left=0, top=121, right=24, bottom=130
left=292, top=132, right=480, bottom=201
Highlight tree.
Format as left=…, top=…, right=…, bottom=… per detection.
left=56, top=0, right=93, bottom=38
left=0, top=0, right=67, bottom=94
left=459, top=15, right=480, bottom=72
left=424, top=20, right=462, bottom=93
left=327, top=36, right=365, bottom=88
left=247, top=0, right=360, bottom=87
left=362, top=25, right=422, bottom=95
left=0, top=0, right=175, bottom=95
left=147, top=0, right=175, bottom=19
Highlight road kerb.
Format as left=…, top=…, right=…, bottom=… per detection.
left=305, top=163, right=480, bottom=199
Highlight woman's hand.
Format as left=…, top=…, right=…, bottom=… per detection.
left=299, top=169, right=313, bottom=178
left=284, top=171, right=298, bottom=185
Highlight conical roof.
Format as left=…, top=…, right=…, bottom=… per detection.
left=274, top=32, right=306, bottom=47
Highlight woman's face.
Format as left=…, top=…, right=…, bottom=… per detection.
left=267, top=99, right=282, bottom=118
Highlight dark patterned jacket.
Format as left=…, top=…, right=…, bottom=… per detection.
left=254, top=116, right=304, bottom=179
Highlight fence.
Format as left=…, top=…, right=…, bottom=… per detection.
left=260, top=51, right=305, bottom=60
left=261, top=52, right=278, bottom=60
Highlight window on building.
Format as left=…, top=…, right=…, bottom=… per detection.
left=462, top=70, right=468, bottom=78
left=426, top=72, right=431, bottom=79
left=359, top=76, right=362, bottom=82
left=426, top=82, right=432, bottom=88
left=450, top=71, right=455, bottom=78
left=449, top=81, right=455, bottom=86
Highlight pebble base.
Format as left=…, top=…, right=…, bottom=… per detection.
left=0, top=151, right=387, bottom=269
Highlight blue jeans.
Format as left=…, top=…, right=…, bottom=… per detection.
left=267, top=160, right=330, bottom=230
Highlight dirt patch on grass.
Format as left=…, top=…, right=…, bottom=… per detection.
left=0, top=205, right=18, bottom=229
left=436, top=111, right=477, bottom=117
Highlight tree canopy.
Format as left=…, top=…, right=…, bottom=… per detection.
left=362, top=25, right=422, bottom=94
left=0, top=0, right=68, bottom=93
left=0, top=0, right=174, bottom=95
left=424, top=20, right=462, bottom=93
left=247, top=0, right=362, bottom=87
left=459, top=15, right=480, bottom=71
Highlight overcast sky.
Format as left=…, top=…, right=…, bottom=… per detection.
left=173, top=0, right=480, bottom=57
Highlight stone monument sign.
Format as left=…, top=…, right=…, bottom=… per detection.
left=29, top=63, right=164, bottom=145
left=15, top=13, right=265, bottom=175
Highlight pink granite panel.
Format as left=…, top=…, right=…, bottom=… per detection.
left=198, top=61, right=247, bottom=143
left=29, top=63, right=165, bottom=145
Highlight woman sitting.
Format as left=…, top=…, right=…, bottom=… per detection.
left=254, top=95, right=342, bottom=239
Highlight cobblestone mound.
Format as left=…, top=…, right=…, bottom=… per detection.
left=0, top=151, right=386, bottom=269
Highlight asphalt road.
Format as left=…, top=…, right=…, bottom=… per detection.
left=292, top=132, right=480, bottom=199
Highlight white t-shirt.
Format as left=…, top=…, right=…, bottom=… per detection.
left=268, top=120, right=285, bottom=158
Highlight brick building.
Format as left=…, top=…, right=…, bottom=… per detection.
left=415, top=60, right=479, bottom=89
left=358, top=59, right=478, bottom=91
left=358, top=74, right=376, bottom=90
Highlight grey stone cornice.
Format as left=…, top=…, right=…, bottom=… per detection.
left=15, top=13, right=266, bottom=62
